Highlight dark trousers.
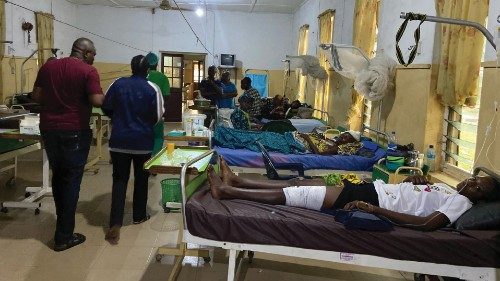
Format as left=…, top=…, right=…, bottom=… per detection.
left=109, top=151, right=151, bottom=227
left=42, top=130, right=91, bottom=245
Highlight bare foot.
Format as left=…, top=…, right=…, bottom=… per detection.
left=219, top=156, right=241, bottom=186
left=207, top=165, right=228, bottom=200
left=105, top=225, right=120, bottom=245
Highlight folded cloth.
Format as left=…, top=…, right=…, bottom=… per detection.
left=213, top=126, right=306, bottom=154
left=333, top=210, right=393, bottom=231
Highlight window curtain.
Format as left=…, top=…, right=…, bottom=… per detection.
left=35, top=12, right=54, bottom=67
left=434, top=0, right=488, bottom=107
left=296, top=24, right=309, bottom=102
left=348, top=0, right=379, bottom=131
left=315, top=10, right=335, bottom=118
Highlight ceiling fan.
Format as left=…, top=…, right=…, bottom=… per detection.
left=156, top=0, right=193, bottom=11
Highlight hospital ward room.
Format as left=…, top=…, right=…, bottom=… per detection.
left=1, top=0, right=500, bottom=280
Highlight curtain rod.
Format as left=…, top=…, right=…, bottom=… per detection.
left=400, top=12, right=496, bottom=50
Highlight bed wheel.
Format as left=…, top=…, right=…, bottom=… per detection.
left=248, top=251, right=254, bottom=264
left=34, top=208, right=40, bottom=215
left=1, top=206, right=8, bottom=213
left=25, top=192, right=31, bottom=198
left=203, top=257, right=211, bottom=263
left=93, top=169, right=99, bottom=175
left=155, top=254, right=163, bottom=262
left=6, top=178, right=16, bottom=188
left=163, top=207, right=171, bottom=213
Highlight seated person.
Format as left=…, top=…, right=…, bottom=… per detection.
left=286, top=100, right=302, bottom=118
left=208, top=156, right=500, bottom=231
left=269, top=95, right=286, bottom=120
left=230, top=95, right=252, bottom=130
left=218, top=71, right=238, bottom=109
left=240, top=77, right=262, bottom=122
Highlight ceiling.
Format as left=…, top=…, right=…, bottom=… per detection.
left=66, top=0, right=306, bottom=14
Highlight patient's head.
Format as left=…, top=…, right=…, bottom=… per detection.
left=290, top=100, right=301, bottom=109
left=456, top=176, right=500, bottom=203
left=238, top=95, right=254, bottom=111
left=273, top=95, right=284, bottom=107
left=208, top=65, right=217, bottom=79
left=221, top=71, right=231, bottom=83
left=241, top=77, right=252, bottom=90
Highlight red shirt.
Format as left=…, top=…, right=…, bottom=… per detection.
left=34, top=57, right=103, bottom=131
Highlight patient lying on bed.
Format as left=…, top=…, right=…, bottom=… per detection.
left=208, top=156, right=500, bottom=231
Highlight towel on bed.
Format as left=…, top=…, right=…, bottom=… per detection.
left=213, top=126, right=306, bottom=154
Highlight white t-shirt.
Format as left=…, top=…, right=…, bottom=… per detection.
left=373, top=180, right=472, bottom=224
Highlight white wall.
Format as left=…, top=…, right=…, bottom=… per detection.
left=291, top=0, right=355, bottom=57
left=75, top=5, right=292, bottom=69
left=378, top=0, right=436, bottom=64
left=485, top=0, right=499, bottom=62
left=4, top=0, right=77, bottom=58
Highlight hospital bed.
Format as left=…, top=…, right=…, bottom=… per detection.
left=175, top=150, right=499, bottom=281
left=260, top=118, right=326, bottom=133
left=215, top=139, right=386, bottom=177
left=0, top=132, right=50, bottom=214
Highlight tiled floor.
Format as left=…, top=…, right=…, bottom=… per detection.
left=0, top=124, right=415, bottom=280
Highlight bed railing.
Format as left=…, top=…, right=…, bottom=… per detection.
left=180, top=149, right=216, bottom=231
left=361, top=124, right=389, bottom=146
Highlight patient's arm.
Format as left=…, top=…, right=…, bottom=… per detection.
left=344, top=201, right=449, bottom=231
left=402, top=175, right=432, bottom=185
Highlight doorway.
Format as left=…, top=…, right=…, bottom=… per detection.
left=160, top=52, right=206, bottom=122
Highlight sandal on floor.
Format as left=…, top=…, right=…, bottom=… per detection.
left=53, top=233, right=86, bottom=252
left=133, top=214, right=151, bottom=225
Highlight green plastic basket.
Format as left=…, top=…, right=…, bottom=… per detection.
left=161, top=178, right=181, bottom=207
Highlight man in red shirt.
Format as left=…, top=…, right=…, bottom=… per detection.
left=32, top=38, right=104, bottom=251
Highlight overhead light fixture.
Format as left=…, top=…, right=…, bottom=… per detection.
left=195, top=7, right=204, bottom=17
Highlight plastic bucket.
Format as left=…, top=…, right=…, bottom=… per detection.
left=182, top=113, right=207, bottom=135
left=160, top=178, right=181, bottom=207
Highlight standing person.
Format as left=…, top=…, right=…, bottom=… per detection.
left=102, top=55, right=164, bottom=245
left=31, top=38, right=104, bottom=251
left=145, top=52, right=170, bottom=157
left=199, top=65, right=223, bottom=106
left=240, top=77, right=262, bottom=123
left=198, top=65, right=223, bottom=127
left=218, top=71, right=237, bottom=109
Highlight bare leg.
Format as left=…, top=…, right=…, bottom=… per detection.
left=219, top=156, right=325, bottom=189
left=209, top=165, right=338, bottom=209
left=209, top=166, right=286, bottom=205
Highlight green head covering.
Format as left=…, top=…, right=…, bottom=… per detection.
left=145, top=52, right=159, bottom=66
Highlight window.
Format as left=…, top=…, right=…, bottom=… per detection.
left=443, top=68, right=483, bottom=174
left=315, top=9, right=335, bottom=118
left=193, top=60, right=204, bottom=83
left=362, top=26, right=378, bottom=128
left=296, top=24, right=309, bottom=102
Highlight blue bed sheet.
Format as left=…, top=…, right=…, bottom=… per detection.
left=215, top=140, right=386, bottom=171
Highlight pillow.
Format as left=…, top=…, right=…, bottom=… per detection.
left=301, top=133, right=338, bottom=155
left=334, top=210, right=393, bottom=232
left=454, top=201, right=500, bottom=230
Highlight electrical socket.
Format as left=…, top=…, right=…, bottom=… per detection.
left=495, top=101, right=498, bottom=112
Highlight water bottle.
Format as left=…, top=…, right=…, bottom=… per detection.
left=426, top=145, right=436, bottom=172
left=388, top=131, right=398, bottom=151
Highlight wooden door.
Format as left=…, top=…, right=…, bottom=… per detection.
left=161, top=53, right=184, bottom=122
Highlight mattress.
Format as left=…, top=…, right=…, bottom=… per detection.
left=215, top=141, right=386, bottom=171
left=261, top=118, right=326, bottom=133
left=186, top=188, right=500, bottom=267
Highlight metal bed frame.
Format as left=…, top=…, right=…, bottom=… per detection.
left=173, top=150, right=498, bottom=281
